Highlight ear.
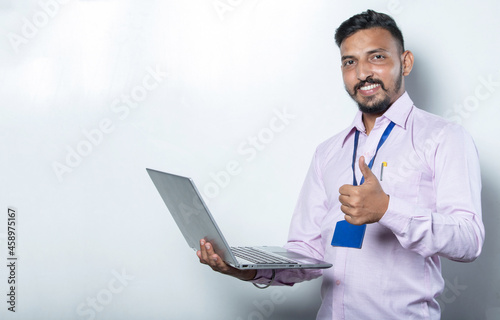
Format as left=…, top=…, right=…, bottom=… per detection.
left=401, top=50, right=414, bottom=76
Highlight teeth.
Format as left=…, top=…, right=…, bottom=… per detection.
left=360, top=84, right=380, bottom=91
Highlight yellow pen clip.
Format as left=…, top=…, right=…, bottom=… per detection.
left=380, top=162, right=387, bottom=181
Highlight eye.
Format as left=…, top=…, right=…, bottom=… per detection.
left=373, top=54, right=385, bottom=60
left=343, top=60, right=355, bottom=67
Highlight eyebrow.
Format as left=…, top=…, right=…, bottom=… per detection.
left=366, top=48, right=390, bottom=55
left=341, top=55, right=356, bottom=61
left=341, top=48, right=390, bottom=61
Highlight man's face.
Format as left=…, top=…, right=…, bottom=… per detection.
left=340, top=27, right=406, bottom=115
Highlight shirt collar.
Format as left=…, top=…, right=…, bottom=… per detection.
left=341, top=91, right=414, bottom=147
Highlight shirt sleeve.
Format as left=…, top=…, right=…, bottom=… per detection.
left=378, top=123, right=484, bottom=261
left=251, top=149, right=327, bottom=286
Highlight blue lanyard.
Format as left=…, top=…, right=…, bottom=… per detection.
left=352, top=121, right=395, bottom=186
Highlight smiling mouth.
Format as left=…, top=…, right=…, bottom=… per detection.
left=357, top=83, right=381, bottom=96
left=360, top=83, right=380, bottom=91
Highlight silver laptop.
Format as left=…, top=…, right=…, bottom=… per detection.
left=146, top=168, right=332, bottom=270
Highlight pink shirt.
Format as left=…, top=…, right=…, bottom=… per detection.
left=253, top=92, right=484, bottom=319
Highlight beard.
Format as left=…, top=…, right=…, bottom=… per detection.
left=346, top=66, right=403, bottom=114
left=357, top=92, right=391, bottom=114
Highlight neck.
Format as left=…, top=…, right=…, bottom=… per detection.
left=361, top=91, right=405, bottom=134
left=362, top=113, right=382, bottom=135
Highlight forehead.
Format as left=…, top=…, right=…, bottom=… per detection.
left=340, top=27, right=399, bottom=56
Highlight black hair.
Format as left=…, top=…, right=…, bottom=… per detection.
left=335, top=10, right=404, bottom=53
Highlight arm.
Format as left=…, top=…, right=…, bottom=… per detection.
left=338, top=124, right=484, bottom=261
left=378, top=124, right=484, bottom=261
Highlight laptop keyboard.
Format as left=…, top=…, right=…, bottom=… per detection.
left=231, top=247, right=298, bottom=264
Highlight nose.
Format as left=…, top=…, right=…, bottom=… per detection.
left=356, top=60, right=373, bottom=81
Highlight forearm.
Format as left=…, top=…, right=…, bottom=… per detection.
left=251, top=268, right=322, bottom=286
left=379, top=196, right=484, bottom=261
left=237, top=269, right=258, bottom=281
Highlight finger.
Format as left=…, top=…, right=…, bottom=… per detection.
left=338, top=194, right=351, bottom=207
left=203, top=242, right=222, bottom=267
left=199, top=239, right=210, bottom=263
left=341, top=200, right=358, bottom=216
left=339, top=192, right=360, bottom=209
left=197, top=240, right=237, bottom=275
left=204, top=243, right=231, bottom=273
left=344, top=211, right=361, bottom=225
left=359, top=156, right=376, bottom=182
left=344, top=213, right=352, bottom=223
left=344, top=214, right=360, bottom=225
left=204, top=241, right=216, bottom=256
left=197, top=250, right=209, bottom=264
left=339, top=184, right=355, bottom=195
left=210, top=255, right=231, bottom=273
left=197, top=239, right=208, bottom=264
left=340, top=203, right=351, bottom=215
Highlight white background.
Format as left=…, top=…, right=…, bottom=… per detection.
left=0, top=0, right=499, bottom=319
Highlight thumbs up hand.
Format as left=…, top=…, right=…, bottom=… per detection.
left=338, top=156, right=390, bottom=225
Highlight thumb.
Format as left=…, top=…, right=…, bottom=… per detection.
left=359, top=156, right=376, bottom=182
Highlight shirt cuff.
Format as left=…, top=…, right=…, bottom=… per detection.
left=378, top=195, right=415, bottom=236
left=248, top=269, right=274, bottom=285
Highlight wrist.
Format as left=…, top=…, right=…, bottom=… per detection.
left=373, top=194, right=390, bottom=222
left=238, top=269, right=257, bottom=281
left=382, top=194, right=390, bottom=213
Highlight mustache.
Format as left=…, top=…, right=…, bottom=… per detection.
left=354, top=77, right=387, bottom=92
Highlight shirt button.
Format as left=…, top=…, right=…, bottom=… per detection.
left=336, top=280, right=341, bottom=286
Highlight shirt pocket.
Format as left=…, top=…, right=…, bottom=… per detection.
left=381, top=166, right=422, bottom=204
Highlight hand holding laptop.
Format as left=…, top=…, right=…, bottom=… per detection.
left=197, top=239, right=257, bottom=281
left=146, top=168, right=332, bottom=272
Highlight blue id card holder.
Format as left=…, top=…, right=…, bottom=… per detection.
left=331, top=221, right=366, bottom=248
left=332, top=122, right=395, bottom=249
